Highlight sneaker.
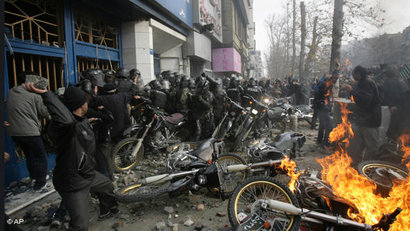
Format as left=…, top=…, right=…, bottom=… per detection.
left=33, top=181, right=47, bottom=191
left=98, top=208, right=119, bottom=220
left=50, top=219, right=62, bottom=228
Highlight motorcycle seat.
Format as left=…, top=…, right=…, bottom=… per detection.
left=191, top=138, right=215, bottom=161
left=165, top=113, right=184, bottom=125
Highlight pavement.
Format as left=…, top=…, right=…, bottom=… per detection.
left=6, top=121, right=331, bottom=231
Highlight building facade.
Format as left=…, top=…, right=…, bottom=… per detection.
left=3, top=0, right=193, bottom=185
left=213, top=0, right=252, bottom=80
left=3, top=0, right=257, bottom=185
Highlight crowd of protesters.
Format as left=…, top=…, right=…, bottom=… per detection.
left=4, top=61, right=410, bottom=230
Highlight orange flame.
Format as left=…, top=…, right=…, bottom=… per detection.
left=280, top=157, right=300, bottom=192
left=350, top=95, right=355, bottom=103
left=328, top=103, right=354, bottom=144
left=398, top=132, right=410, bottom=164
left=317, top=102, right=409, bottom=230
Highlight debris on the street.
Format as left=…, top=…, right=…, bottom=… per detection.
left=184, top=217, right=195, bottom=226
left=155, top=221, right=166, bottom=230
left=164, top=206, right=174, bottom=214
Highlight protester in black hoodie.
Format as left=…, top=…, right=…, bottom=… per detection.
left=348, top=65, right=382, bottom=167
left=23, top=83, right=118, bottom=231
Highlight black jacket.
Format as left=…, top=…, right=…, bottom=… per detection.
left=351, top=77, right=381, bottom=127
left=95, top=84, right=136, bottom=139
left=42, top=91, right=96, bottom=192
left=117, top=78, right=134, bottom=93
left=87, top=100, right=114, bottom=142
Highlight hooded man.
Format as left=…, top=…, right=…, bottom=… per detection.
left=23, top=83, right=118, bottom=231
left=348, top=65, right=382, bottom=167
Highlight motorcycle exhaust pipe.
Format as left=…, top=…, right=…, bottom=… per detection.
left=265, top=200, right=372, bottom=230
left=225, top=160, right=282, bottom=172
left=141, top=169, right=200, bottom=184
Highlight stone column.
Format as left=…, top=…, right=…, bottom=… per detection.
left=121, top=21, right=155, bottom=83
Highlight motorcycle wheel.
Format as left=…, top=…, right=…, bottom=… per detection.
left=228, top=176, right=301, bottom=231
left=115, top=181, right=171, bottom=203
left=215, top=154, right=247, bottom=196
left=112, top=137, right=144, bottom=173
left=358, top=160, right=408, bottom=189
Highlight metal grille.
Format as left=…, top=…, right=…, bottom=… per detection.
left=400, top=64, right=410, bottom=79
left=5, top=0, right=63, bottom=46
left=74, top=10, right=119, bottom=49
left=6, top=52, right=64, bottom=92
left=77, top=56, right=119, bottom=80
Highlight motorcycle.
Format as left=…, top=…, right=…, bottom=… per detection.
left=230, top=96, right=269, bottom=151
left=248, top=131, right=306, bottom=162
left=112, top=104, right=185, bottom=172
left=229, top=175, right=402, bottom=231
left=218, top=95, right=246, bottom=141
left=114, top=137, right=250, bottom=202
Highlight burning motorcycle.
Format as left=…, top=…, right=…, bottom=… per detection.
left=358, top=133, right=410, bottom=190
left=228, top=174, right=402, bottom=231
left=228, top=142, right=408, bottom=230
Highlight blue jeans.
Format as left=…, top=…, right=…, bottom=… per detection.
left=12, top=136, right=48, bottom=184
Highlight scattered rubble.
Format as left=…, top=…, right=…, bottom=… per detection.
left=155, top=221, right=166, bottom=230
left=196, top=204, right=205, bottom=211
left=184, top=217, right=195, bottom=226
left=216, top=212, right=226, bottom=217
left=164, top=206, right=174, bottom=214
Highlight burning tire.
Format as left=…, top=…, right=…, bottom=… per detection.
left=228, top=176, right=301, bottom=231
left=358, top=160, right=408, bottom=189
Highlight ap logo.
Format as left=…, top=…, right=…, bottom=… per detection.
left=7, top=218, right=24, bottom=225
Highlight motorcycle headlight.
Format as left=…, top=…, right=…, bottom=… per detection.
left=251, top=109, right=259, bottom=115
left=263, top=98, right=270, bottom=104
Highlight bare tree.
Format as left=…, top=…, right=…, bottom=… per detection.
left=299, top=1, right=306, bottom=80
left=291, top=0, right=297, bottom=74
left=304, top=16, right=319, bottom=78
left=265, top=14, right=288, bottom=79
left=329, top=0, right=343, bottom=73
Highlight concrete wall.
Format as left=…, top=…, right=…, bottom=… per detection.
left=121, top=20, right=155, bottom=83
left=160, top=45, right=184, bottom=73
left=185, top=32, right=212, bottom=61
left=222, top=0, right=233, bottom=45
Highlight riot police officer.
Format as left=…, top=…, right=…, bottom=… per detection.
left=175, top=75, right=191, bottom=114
left=243, top=77, right=262, bottom=103
left=212, top=82, right=227, bottom=126
left=223, top=76, right=231, bottom=90
left=82, top=69, right=105, bottom=93
left=129, top=69, right=141, bottom=82
left=189, top=76, right=215, bottom=140
left=148, top=79, right=168, bottom=109
left=226, top=76, right=243, bottom=104
left=116, top=67, right=133, bottom=93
